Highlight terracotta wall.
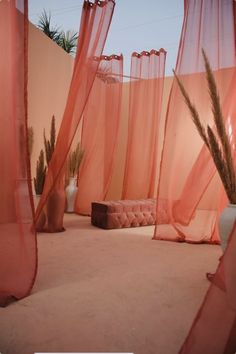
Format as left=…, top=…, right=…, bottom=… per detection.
left=106, top=82, right=129, bottom=200
left=28, top=23, right=173, bottom=198
left=28, top=22, right=74, bottom=186
left=106, top=67, right=234, bottom=200
left=29, top=22, right=234, bottom=201
left=106, top=76, right=173, bottom=200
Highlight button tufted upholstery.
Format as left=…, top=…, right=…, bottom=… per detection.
left=91, top=198, right=169, bottom=229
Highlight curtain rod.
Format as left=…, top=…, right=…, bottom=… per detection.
left=97, top=71, right=143, bottom=80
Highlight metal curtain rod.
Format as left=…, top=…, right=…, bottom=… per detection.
left=97, top=71, right=142, bottom=80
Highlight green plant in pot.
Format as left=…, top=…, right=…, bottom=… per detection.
left=33, top=114, right=55, bottom=198
left=37, top=10, right=78, bottom=55
left=33, top=115, right=55, bottom=198
left=33, top=149, right=47, bottom=230
left=174, top=49, right=236, bottom=257
left=44, top=115, right=56, bottom=166
left=34, top=149, right=46, bottom=196
left=34, top=115, right=65, bottom=232
left=43, top=115, right=66, bottom=232
left=65, top=142, right=84, bottom=213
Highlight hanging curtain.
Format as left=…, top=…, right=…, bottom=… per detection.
left=179, top=220, right=236, bottom=353
left=122, top=49, right=166, bottom=199
left=35, top=0, right=115, bottom=232
left=0, top=0, right=37, bottom=306
left=153, top=0, right=236, bottom=244
left=75, top=54, right=123, bottom=215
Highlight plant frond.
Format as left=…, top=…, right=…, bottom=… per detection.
left=58, top=30, right=78, bottom=54
left=173, top=69, right=209, bottom=148
left=207, top=126, right=231, bottom=199
left=38, top=9, right=61, bottom=42
left=34, top=149, right=46, bottom=195
left=175, top=51, right=236, bottom=204
left=44, top=116, right=57, bottom=166
left=68, top=142, right=84, bottom=177
left=202, top=49, right=236, bottom=198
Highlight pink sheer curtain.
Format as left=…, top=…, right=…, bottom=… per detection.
left=179, top=220, right=236, bottom=353
left=0, top=0, right=37, bottom=306
left=154, top=0, right=236, bottom=244
left=35, top=0, right=115, bottom=232
left=122, top=49, right=166, bottom=199
left=179, top=66, right=236, bottom=352
left=75, top=54, right=123, bottom=215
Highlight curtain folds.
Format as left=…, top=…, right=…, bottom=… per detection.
left=75, top=54, right=123, bottom=215
left=122, top=49, right=166, bottom=199
left=179, top=221, right=236, bottom=354
left=154, top=0, right=236, bottom=244
left=35, top=0, right=115, bottom=232
left=0, top=0, right=37, bottom=306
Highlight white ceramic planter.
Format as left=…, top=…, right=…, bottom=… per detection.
left=65, top=177, right=78, bottom=213
left=219, top=203, right=236, bottom=252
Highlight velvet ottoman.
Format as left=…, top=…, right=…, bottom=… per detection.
left=91, top=199, right=158, bottom=229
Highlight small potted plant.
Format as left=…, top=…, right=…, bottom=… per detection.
left=43, top=115, right=66, bottom=232
left=65, top=142, right=84, bottom=213
left=44, top=115, right=56, bottom=166
left=34, top=149, right=46, bottom=198
left=33, top=149, right=47, bottom=231
left=33, top=115, right=55, bottom=201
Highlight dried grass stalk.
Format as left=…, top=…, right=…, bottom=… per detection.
left=202, top=49, right=236, bottom=198
left=173, top=70, right=209, bottom=148
left=207, top=126, right=232, bottom=200
left=175, top=50, right=236, bottom=204
left=68, top=143, right=84, bottom=178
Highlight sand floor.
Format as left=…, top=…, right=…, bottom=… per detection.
left=0, top=214, right=221, bottom=354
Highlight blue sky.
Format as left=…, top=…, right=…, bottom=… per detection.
left=29, top=0, right=184, bottom=76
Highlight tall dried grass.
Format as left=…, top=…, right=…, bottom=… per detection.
left=174, top=49, right=236, bottom=204
left=68, top=143, right=84, bottom=178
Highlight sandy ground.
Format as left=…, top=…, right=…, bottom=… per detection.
left=0, top=214, right=221, bottom=354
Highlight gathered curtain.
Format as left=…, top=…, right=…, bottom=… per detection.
left=154, top=0, right=236, bottom=244
left=179, top=219, right=236, bottom=353
left=122, top=49, right=166, bottom=199
left=75, top=54, right=123, bottom=215
left=0, top=0, right=37, bottom=306
left=35, top=0, right=116, bottom=232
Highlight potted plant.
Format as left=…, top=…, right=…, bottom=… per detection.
left=33, top=149, right=47, bottom=231
left=43, top=115, right=66, bottom=232
left=34, top=116, right=65, bottom=232
left=174, top=49, right=236, bottom=253
left=34, top=149, right=46, bottom=202
left=37, top=10, right=78, bottom=55
left=33, top=114, right=55, bottom=200
left=44, top=115, right=56, bottom=166
left=65, top=142, right=84, bottom=213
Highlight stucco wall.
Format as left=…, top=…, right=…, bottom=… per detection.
left=28, top=22, right=74, bottom=182
left=106, top=76, right=173, bottom=200
left=28, top=23, right=173, bottom=198
left=28, top=22, right=234, bottom=201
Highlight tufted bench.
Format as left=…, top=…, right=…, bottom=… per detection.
left=91, top=198, right=169, bottom=229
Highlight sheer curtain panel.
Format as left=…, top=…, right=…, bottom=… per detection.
left=0, top=0, right=37, bottom=306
